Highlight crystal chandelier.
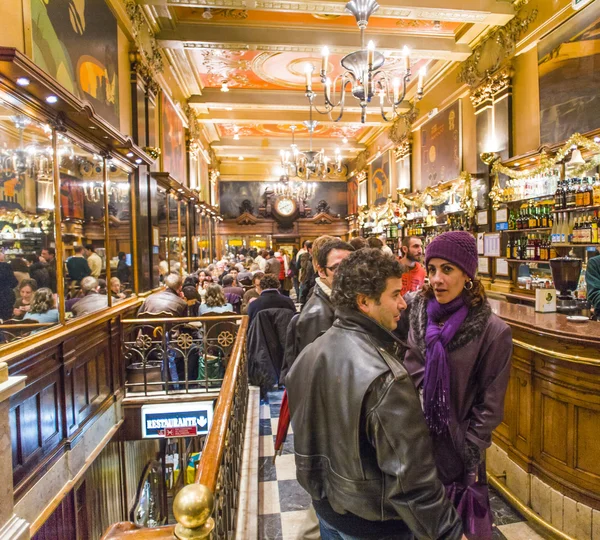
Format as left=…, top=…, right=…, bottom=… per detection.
left=306, top=0, right=425, bottom=123
left=279, top=102, right=342, bottom=180
left=271, top=175, right=316, bottom=200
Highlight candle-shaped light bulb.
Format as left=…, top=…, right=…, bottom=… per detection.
left=403, top=46, right=410, bottom=72
left=367, top=40, right=375, bottom=67
left=304, top=63, right=313, bottom=91
left=321, top=46, right=329, bottom=74
left=418, top=66, right=426, bottom=92
left=392, top=77, right=400, bottom=102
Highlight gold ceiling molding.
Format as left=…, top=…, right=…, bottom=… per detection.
left=124, top=0, right=164, bottom=82
left=469, top=65, right=513, bottom=107
left=201, top=8, right=248, bottom=20
left=457, top=7, right=538, bottom=88
left=199, top=49, right=252, bottom=87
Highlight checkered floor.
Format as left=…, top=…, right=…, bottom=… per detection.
left=258, top=390, right=545, bottom=540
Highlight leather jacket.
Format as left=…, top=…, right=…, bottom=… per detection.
left=138, top=288, right=187, bottom=317
left=295, top=280, right=335, bottom=355
left=287, top=308, right=462, bottom=540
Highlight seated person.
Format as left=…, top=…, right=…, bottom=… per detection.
left=13, top=278, right=37, bottom=319
left=72, top=276, right=109, bottom=317
left=183, top=275, right=202, bottom=316
left=110, top=277, right=127, bottom=301
left=247, top=274, right=296, bottom=322
left=242, top=272, right=264, bottom=315
left=23, top=288, right=59, bottom=324
left=222, top=274, right=244, bottom=298
left=115, top=251, right=130, bottom=284
left=66, top=245, right=92, bottom=282
left=139, top=273, right=187, bottom=317
left=199, top=283, right=234, bottom=315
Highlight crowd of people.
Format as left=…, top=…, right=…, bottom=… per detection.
left=0, top=245, right=132, bottom=326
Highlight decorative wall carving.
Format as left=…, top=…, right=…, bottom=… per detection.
left=388, top=106, right=418, bottom=146
left=355, top=149, right=369, bottom=174
left=469, top=65, right=513, bottom=107
left=124, top=0, right=164, bottom=76
left=393, top=139, right=412, bottom=160
left=458, top=8, right=538, bottom=88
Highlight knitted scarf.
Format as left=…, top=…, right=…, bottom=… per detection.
left=423, top=295, right=468, bottom=435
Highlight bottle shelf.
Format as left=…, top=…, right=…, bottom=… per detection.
left=553, top=205, right=600, bottom=213
left=502, top=195, right=555, bottom=204
left=504, top=227, right=552, bottom=233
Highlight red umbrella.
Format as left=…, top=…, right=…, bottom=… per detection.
left=273, top=390, right=291, bottom=462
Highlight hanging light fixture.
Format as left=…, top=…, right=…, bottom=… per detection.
left=307, top=0, right=425, bottom=123
left=279, top=102, right=343, bottom=179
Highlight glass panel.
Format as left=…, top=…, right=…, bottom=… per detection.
left=59, top=137, right=109, bottom=318
left=0, top=102, right=60, bottom=344
left=180, top=199, right=188, bottom=274
left=168, top=193, right=180, bottom=274
left=157, top=187, right=169, bottom=281
left=107, top=159, right=134, bottom=303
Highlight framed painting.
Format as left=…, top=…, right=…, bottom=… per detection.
left=161, top=93, right=187, bottom=185
left=420, top=100, right=462, bottom=188
left=370, top=151, right=391, bottom=206
left=538, top=1, right=600, bottom=145
left=31, top=0, right=119, bottom=127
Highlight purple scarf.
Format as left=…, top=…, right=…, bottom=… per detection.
left=423, top=295, right=468, bottom=435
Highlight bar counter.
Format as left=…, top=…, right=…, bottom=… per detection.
left=486, top=298, right=600, bottom=538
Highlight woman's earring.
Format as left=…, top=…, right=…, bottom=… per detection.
left=464, top=280, right=474, bottom=291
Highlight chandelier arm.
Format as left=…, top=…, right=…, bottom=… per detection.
left=316, top=72, right=354, bottom=112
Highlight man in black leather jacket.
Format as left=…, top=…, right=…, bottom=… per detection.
left=286, top=249, right=463, bottom=540
left=294, top=239, right=354, bottom=356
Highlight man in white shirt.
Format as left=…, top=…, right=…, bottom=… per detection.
left=255, top=249, right=268, bottom=272
left=85, top=245, right=102, bottom=278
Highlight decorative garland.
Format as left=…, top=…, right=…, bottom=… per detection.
left=491, top=133, right=600, bottom=180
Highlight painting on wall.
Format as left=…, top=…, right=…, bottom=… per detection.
left=347, top=177, right=358, bottom=215
left=218, top=181, right=348, bottom=219
left=60, top=177, right=85, bottom=220
left=31, top=0, right=119, bottom=127
left=420, top=100, right=461, bottom=188
left=370, top=152, right=390, bottom=206
left=538, top=1, right=600, bottom=145
left=161, top=93, right=187, bottom=184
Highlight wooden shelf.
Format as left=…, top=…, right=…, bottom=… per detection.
left=504, top=228, right=552, bottom=233
left=502, top=195, right=555, bottom=204
left=553, top=205, right=600, bottom=213
left=552, top=243, right=600, bottom=248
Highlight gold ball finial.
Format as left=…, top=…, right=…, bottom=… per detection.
left=173, top=484, right=214, bottom=530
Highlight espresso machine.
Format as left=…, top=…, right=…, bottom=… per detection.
left=550, top=257, right=582, bottom=314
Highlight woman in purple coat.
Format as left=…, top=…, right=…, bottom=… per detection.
left=401, top=231, right=512, bottom=538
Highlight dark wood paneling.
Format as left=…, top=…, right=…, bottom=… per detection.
left=33, top=489, right=76, bottom=540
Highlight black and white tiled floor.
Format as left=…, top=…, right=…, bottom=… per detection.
left=258, top=389, right=545, bottom=540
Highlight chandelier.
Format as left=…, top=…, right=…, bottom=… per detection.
left=279, top=102, right=342, bottom=180
left=306, top=0, right=425, bottom=123
left=271, top=175, right=316, bottom=200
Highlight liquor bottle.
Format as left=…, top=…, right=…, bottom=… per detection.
left=575, top=178, right=584, bottom=207
left=593, top=175, right=600, bottom=206
left=508, top=210, right=516, bottom=230
left=566, top=179, right=577, bottom=209
left=593, top=212, right=599, bottom=244
left=584, top=214, right=593, bottom=244
left=583, top=177, right=593, bottom=207
left=548, top=208, right=554, bottom=229
left=512, top=236, right=520, bottom=259
left=506, top=237, right=512, bottom=259
left=534, top=235, right=541, bottom=261
left=562, top=212, right=570, bottom=243
left=551, top=213, right=559, bottom=243
left=554, top=180, right=564, bottom=210
left=568, top=212, right=575, bottom=243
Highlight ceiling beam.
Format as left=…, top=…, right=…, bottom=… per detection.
left=157, top=24, right=473, bottom=60
left=144, top=0, right=515, bottom=25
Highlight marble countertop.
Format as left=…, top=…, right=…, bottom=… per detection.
left=488, top=298, right=600, bottom=343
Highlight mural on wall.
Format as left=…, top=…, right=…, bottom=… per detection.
left=370, top=152, right=390, bottom=206
left=60, top=177, right=85, bottom=220
left=421, top=100, right=461, bottom=188
left=219, top=181, right=348, bottom=219
left=31, top=0, right=119, bottom=127
left=347, top=177, right=358, bottom=215
left=538, top=2, right=600, bottom=145
left=161, top=93, right=187, bottom=184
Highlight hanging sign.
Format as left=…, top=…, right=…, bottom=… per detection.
left=141, top=402, right=214, bottom=439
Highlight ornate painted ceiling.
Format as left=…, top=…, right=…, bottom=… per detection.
left=142, top=0, right=521, bottom=172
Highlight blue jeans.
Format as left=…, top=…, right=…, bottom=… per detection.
left=317, top=516, right=413, bottom=540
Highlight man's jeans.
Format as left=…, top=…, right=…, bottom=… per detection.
left=317, top=515, right=413, bottom=540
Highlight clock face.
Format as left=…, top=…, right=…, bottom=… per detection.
left=275, top=198, right=296, bottom=217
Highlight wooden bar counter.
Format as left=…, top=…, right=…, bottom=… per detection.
left=487, top=299, right=600, bottom=538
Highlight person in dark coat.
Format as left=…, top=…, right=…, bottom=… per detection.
left=115, top=251, right=131, bottom=285
left=247, top=307, right=296, bottom=395
left=299, top=235, right=335, bottom=306
left=40, top=248, right=57, bottom=292
left=286, top=248, right=463, bottom=539
left=139, top=273, right=187, bottom=316
left=25, top=253, right=51, bottom=289
left=247, top=274, right=295, bottom=322
left=66, top=245, right=91, bottom=282
left=264, top=250, right=281, bottom=277
left=401, top=231, right=512, bottom=538
left=0, top=254, right=18, bottom=321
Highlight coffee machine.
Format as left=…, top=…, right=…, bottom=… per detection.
left=550, top=257, right=582, bottom=314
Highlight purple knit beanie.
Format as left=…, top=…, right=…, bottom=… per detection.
left=425, top=231, right=478, bottom=279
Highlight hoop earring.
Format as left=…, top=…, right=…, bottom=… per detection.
left=464, top=280, right=474, bottom=291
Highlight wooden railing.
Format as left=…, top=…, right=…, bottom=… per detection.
left=102, top=315, right=249, bottom=540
